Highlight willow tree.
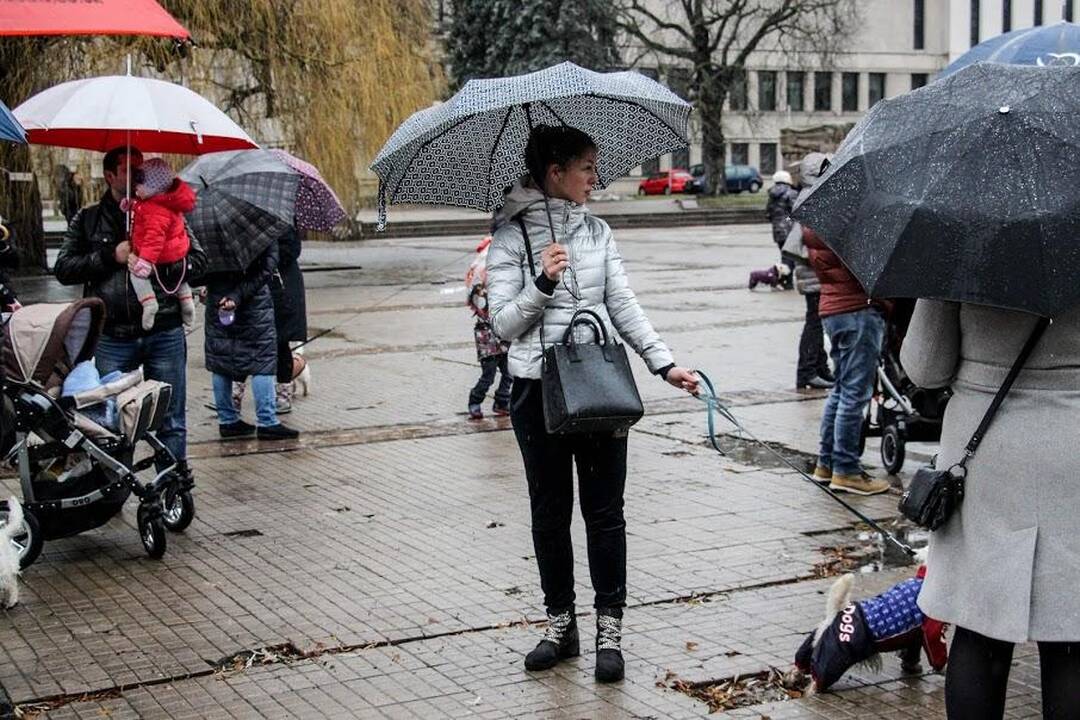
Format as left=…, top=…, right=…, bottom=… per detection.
left=0, top=0, right=440, bottom=268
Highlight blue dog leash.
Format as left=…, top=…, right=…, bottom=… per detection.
left=693, top=370, right=916, bottom=558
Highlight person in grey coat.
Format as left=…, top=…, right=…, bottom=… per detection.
left=487, top=125, right=699, bottom=684
left=204, top=242, right=299, bottom=441
left=900, top=300, right=1080, bottom=719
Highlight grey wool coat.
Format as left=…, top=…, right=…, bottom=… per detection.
left=900, top=299, right=1080, bottom=643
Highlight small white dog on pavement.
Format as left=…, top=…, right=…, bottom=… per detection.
left=0, top=497, right=25, bottom=608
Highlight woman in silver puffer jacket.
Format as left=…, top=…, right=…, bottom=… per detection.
left=487, top=125, right=698, bottom=684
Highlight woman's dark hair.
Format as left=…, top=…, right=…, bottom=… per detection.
left=524, top=125, right=597, bottom=188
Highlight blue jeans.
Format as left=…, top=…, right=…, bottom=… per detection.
left=819, top=308, right=885, bottom=475
left=211, top=373, right=278, bottom=427
left=96, top=326, right=187, bottom=464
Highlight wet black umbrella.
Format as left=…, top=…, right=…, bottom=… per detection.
left=793, top=63, right=1080, bottom=317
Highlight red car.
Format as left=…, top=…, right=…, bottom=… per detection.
left=637, top=169, right=694, bottom=195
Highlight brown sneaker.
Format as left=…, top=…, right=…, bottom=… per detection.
left=812, top=465, right=832, bottom=484
left=829, top=471, right=891, bottom=496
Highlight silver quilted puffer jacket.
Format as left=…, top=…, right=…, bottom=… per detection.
left=487, top=179, right=674, bottom=380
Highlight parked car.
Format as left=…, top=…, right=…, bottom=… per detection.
left=637, top=169, right=695, bottom=195
left=688, top=164, right=764, bottom=194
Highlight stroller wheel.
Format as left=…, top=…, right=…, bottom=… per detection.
left=162, top=489, right=195, bottom=533
left=881, top=425, right=906, bottom=475
left=1, top=500, right=42, bottom=570
left=137, top=504, right=167, bottom=559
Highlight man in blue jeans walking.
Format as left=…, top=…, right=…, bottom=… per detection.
left=798, top=154, right=890, bottom=495
left=54, top=146, right=207, bottom=480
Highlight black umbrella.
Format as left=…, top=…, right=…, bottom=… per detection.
left=180, top=150, right=299, bottom=272
left=793, top=62, right=1080, bottom=317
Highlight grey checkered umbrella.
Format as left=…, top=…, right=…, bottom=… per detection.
left=180, top=150, right=300, bottom=272
left=370, top=61, right=692, bottom=228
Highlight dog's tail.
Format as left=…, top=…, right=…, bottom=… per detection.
left=1, top=497, right=23, bottom=542
left=813, top=573, right=855, bottom=645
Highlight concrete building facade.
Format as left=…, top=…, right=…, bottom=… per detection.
left=635, top=0, right=1076, bottom=180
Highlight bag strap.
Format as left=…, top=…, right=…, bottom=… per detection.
left=958, top=316, right=1050, bottom=468
left=517, top=218, right=548, bottom=359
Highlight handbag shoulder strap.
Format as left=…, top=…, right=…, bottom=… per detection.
left=959, top=316, right=1050, bottom=466
left=517, top=218, right=547, bottom=356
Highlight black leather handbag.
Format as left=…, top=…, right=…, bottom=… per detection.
left=899, top=317, right=1049, bottom=531
left=517, top=219, right=644, bottom=435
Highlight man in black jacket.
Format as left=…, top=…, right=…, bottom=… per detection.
left=54, top=146, right=207, bottom=478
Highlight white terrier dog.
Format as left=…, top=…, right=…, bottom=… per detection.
left=292, top=345, right=311, bottom=397
left=0, top=497, right=25, bottom=608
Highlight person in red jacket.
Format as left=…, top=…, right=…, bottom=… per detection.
left=122, top=158, right=196, bottom=331
left=800, top=155, right=891, bottom=495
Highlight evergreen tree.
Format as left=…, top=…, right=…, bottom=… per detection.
left=446, top=0, right=621, bottom=89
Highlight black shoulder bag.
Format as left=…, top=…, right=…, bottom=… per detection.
left=517, top=218, right=644, bottom=435
left=899, top=317, right=1049, bottom=530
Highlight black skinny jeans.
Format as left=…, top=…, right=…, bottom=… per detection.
left=510, top=378, right=627, bottom=614
left=946, top=626, right=1080, bottom=720
left=468, top=354, right=512, bottom=409
left=276, top=339, right=293, bottom=384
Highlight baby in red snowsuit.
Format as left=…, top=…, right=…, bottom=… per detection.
left=122, top=158, right=196, bottom=331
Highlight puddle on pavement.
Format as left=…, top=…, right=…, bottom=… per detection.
left=811, top=521, right=929, bottom=577
left=661, top=668, right=804, bottom=712
left=706, top=436, right=817, bottom=472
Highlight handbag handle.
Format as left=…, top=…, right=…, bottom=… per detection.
left=562, top=309, right=610, bottom=347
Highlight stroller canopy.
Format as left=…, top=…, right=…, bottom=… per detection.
left=3, top=299, right=104, bottom=388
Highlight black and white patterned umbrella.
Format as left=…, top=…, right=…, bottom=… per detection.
left=180, top=150, right=300, bottom=272
left=370, top=61, right=692, bottom=228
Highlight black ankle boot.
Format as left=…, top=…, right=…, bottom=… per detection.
left=594, top=608, right=624, bottom=683
left=524, top=608, right=579, bottom=671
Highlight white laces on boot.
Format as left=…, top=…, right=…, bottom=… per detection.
left=596, top=614, right=622, bottom=651
left=542, top=611, right=574, bottom=643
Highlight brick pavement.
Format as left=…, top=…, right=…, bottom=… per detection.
left=1, top=225, right=1046, bottom=718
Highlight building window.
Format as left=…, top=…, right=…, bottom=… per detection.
left=1035, top=0, right=1043, bottom=25
left=731, top=143, right=749, bottom=166
left=787, top=71, right=805, bottom=111
left=758, top=71, right=777, bottom=111
left=814, top=72, right=833, bottom=111
left=970, top=1, right=980, bottom=46
left=842, top=72, right=859, bottom=112
left=869, top=73, right=886, bottom=106
left=729, top=70, right=747, bottom=111
left=914, top=0, right=925, bottom=49
left=1003, top=0, right=1012, bottom=31
left=759, top=143, right=777, bottom=175
left=911, top=73, right=928, bottom=90
left=672, top=147, right=690, bottom=171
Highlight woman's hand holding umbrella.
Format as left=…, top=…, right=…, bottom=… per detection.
left=541, top=244, right=568, bottom=281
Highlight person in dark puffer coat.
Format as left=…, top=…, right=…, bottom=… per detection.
left=204, top=242, right=299, bottom=440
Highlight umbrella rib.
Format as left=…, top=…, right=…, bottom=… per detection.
left=537, top=100, right=570, bottom=127
left=390, top=113, right=476, bottom=205
left=485, top=105, right=516, bottom=212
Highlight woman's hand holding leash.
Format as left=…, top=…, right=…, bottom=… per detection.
left=666, top=367, right=700, bottom=395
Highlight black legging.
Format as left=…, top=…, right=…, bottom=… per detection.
left=946, top=626, right=1080, bottom=719
left=276, top=339, right=292, bottom=384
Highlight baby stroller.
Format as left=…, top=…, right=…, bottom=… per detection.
left=0, top=299, right=194, bottom=569
left=861, top=300, right=952, bottom=474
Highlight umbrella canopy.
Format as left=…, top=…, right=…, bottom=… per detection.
left=269, top=149, right=347, bottom=231
left=180, top=150, right=299, bottom=272
left=0, top=0, right=190, bottom=39
left=940, top=21, right=1080, bottom=77
left=371, top=61, right=691, bottom=227
left=14, top=75, right=256, bottom=154
left=792, top=63, right=1080, bottom=317
left=0, top=98, right=25, bottom=143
